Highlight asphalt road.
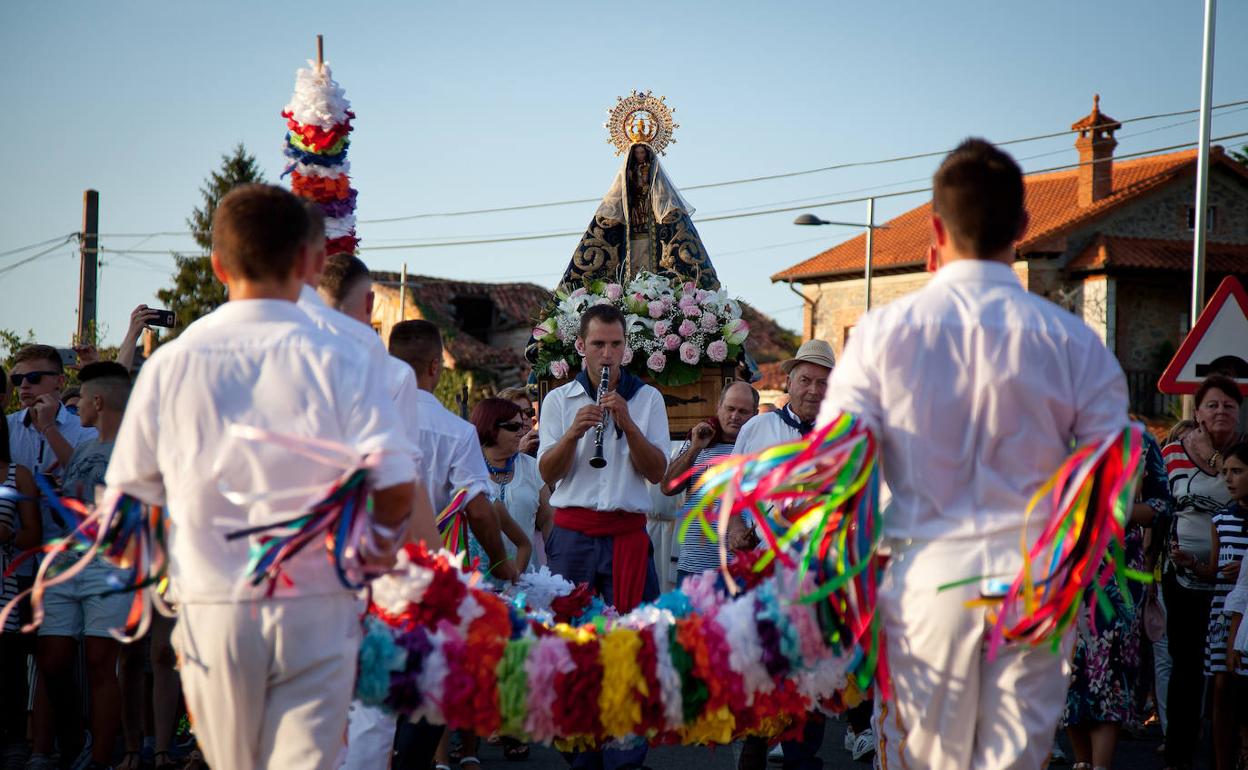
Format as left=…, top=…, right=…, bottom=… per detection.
left=457, top=716, right=1188, bottom=770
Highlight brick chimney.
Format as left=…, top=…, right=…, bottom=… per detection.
left=1071, top=94, right=1121, bottom=207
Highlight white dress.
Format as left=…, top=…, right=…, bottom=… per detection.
left=485, top=452, right=544, bottom=568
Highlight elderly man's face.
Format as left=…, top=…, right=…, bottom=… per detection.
left=787, top=362, right=829, bottom=422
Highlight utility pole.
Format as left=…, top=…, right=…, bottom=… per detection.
left=864, top=197, right=875, bottom=311
left=399, top=262, right=408, bottom=319
left=77, top=189, right=99, bottom=344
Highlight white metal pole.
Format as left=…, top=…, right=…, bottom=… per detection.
left=1191, top=0, right=1216, bottom=329
left=1186, top=0, right=1216, bottom=419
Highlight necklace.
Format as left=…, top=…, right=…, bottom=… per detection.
left=486, top=453, right=516, bottom=476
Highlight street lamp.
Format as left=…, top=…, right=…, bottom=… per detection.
left=795, top=197, right=879, bottom=310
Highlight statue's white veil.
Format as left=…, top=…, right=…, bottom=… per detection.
left=593, top=144, right=694, bottom=227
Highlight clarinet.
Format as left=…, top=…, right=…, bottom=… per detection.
left=589, top=365, right=610, bottom=469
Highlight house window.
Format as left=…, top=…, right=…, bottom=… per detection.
left=1186, top=205, right=1217, bottom=232
left=452, top=296, right=495, bottom=343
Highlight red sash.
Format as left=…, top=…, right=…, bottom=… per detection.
left=554, top=507, right=649, bottom=612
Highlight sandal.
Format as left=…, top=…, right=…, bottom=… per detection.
left=154, top=751, right=177, bottom=770
left=502, top=738, right=530, bottom=761
left=460, top=756, right=482, bottom=768
left=436, top=765, right=452, bottom=770
left=116, top=752, right=142, bottom=770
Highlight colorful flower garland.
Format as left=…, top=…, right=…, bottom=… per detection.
left=358, top=546, right=854, bottom=747
left=282, top=60, right=358, bottom=255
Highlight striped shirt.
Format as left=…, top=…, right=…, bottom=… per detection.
left=1206, top=503, right=1248, bottom=674
left=674, top=440, right=738, bottom=575
left=0, top=463, right=20, bottom=632
left=1163, top=441, right=1233, bottom=590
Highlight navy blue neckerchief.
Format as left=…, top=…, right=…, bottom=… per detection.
left=575, top=367, right=643, bottom=438
left=775, top=405, right=815, bottom=437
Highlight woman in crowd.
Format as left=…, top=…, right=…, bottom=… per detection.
left=0, top=414, right=40, bottom=767
left=470, top=397, right=540, bottom=577
left=1163, top=375, right=1243, bottom=770
left=1063, top=423, right=1173, bottom=769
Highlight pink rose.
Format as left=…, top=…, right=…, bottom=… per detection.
left=549, top=359, right=570, bottom=379
left=700, top=313, right=719, bottom=332
left=678, top=299, right=701, bottom=317
left=621, top=347, right=634, bottom=365
left=664, top=334, right=682, bottom=351
left=605, top=283, right=624, bottom=300
left=570, top=287, right=588, bottom=299
left=647, top=352, right=667, bottom=372
left=706, top=339, right=728, bottom=362
left=682, top=281, right=695, bottom=293
left=679, top=341, right=700, bottom=365
left=678, top=319, right=697, bottom=338
left=648, top=300, right=666, bottom=319
left=654, top=320, right=671, bottom=337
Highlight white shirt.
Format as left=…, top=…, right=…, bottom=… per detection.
left=105, top=299, right=416, bottom=603
left=298, top=284, right=419, bottom=406
left=734, top=407, right=806, bottom=457
left=818, top=259, right=1128, bottom=542
left=538, top=378, right=669, bottom=513
left=7, top=405, right=98, bottom=540
left=407, top=389, right=490, bottom=512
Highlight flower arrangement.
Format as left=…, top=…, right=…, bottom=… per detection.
left=532, top=272, right=749, bottom=387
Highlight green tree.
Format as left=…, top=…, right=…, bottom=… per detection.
left=156, top=143, right=265, bottom=338
left=1233, top=144, right=1248, bottom=165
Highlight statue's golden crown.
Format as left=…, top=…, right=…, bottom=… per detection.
left=606, top=90, right=678, bottom=156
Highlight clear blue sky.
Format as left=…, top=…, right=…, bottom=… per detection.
left=3, top=1, right=1246, bottom=347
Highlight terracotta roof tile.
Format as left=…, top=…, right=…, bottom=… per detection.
left=773, top=146, right=1247, bottom=283
left=1067, top=235, right=1248, bottom=273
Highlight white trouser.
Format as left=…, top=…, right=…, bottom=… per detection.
left=340, top=702, right=398, bottom=769
left=173, top=594, right=361, bottom=770
left=874, top=533, right=1073, bottom=770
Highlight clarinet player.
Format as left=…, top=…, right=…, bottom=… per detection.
left=538, top=303, right=669, bottom=613
left=537, top=303, right=669, bottom=769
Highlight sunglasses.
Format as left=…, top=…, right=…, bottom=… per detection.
left=10, top=371, right=59, bottom=387
left=496, top=421, right=524, bottom=433
left=520, top=408, right=536, bottom=419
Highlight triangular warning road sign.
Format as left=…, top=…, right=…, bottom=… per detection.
left=1158, top=276, right=1248, bottom=395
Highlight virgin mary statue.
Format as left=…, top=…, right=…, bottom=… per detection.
left=554, top=91, right=719, bottom=293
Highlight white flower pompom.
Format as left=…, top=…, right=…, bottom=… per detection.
left=285, top=63, right=352, bottom=130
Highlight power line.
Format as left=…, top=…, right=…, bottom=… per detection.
left=0, top=238, right=77, bottom=277
left=340, top=130, right=1248, bottom=249
left=355, top=98, right=1248, bottom=224
left=0, top=232, right=78, bottom=260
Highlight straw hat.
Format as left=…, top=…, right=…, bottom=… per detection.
left=780, top=339, right=836, bottom=374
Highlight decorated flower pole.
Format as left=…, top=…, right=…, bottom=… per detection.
left=283, top=35, right=358, bottom=255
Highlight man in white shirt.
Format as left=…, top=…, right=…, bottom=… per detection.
left=387, top=319, right=517, bottom=770
left=538, top=304, right=669, bottom=611
left=731, top=341, right=841, bottom=770
left=818, top=139, right=1128, bottom=770
left=537, top=303, right=668, bottom=770
left=105, top=185, right=422, bottom=770
left=297, top=208, right=423, bottom=410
